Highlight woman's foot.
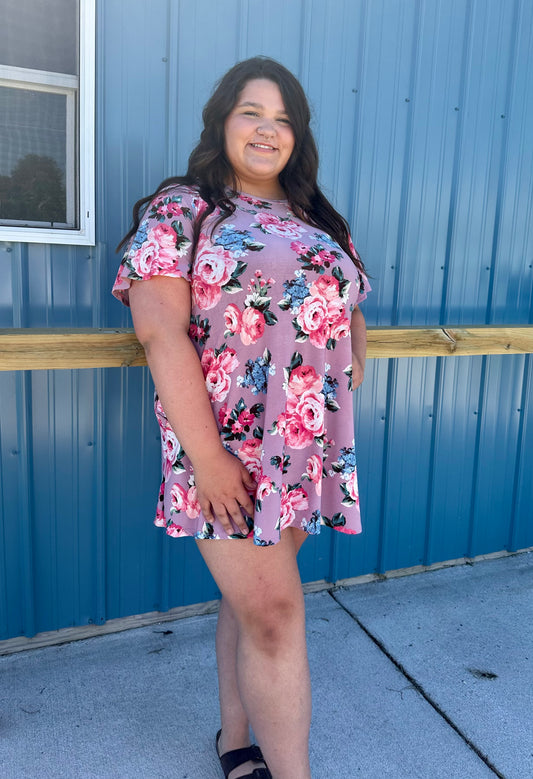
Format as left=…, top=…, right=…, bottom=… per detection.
left=216, top=730, right=272, bottom=778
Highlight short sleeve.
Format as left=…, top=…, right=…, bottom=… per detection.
left=112, top=185, right=201, bottom=307
left=348, top=236, right=371, bottom=307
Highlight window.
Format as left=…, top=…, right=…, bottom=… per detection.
left=0, top=0, right=95, bottom=245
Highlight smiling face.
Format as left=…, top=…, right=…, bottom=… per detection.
left=224, top=78, right=295, bottom=199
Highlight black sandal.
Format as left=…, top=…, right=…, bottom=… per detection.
left=216, top=729, right=272, bottom=779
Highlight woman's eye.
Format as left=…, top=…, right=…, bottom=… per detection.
left=278, top=118, right=291, bottom=125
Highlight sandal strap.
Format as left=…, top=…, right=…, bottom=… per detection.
left=219, top=744, right=265, bottom=775
left=216, top=730, right=271, bottom=778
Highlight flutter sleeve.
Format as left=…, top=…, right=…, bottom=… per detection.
left=348, top=236, right=371, bottom=308
left=112, top=186, right=202, bottom=307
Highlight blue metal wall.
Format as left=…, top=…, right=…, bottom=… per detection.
left=1, top=0, right=533, bottom=640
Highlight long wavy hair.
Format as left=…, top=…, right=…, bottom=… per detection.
left=117, top=56, right=365, bottom=273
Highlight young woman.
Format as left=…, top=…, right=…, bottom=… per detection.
left=113, top=56, right=369, bottom=779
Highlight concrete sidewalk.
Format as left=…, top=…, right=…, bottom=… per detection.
left=1, top=552, right=531, bottom=778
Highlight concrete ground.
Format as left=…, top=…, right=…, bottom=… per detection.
left=1, top=552, right=531, bottom=778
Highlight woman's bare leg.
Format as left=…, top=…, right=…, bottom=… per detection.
left=198, top=527, right=311, bottom=779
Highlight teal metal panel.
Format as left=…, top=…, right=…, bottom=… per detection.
left=1, top=0, right=533, bottom=640
left=426, top=356, right=484, bottom=563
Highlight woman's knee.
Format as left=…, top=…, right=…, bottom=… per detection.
left=236, top=592, right=306, bottom=655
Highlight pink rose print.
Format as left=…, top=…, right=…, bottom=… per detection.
left=254, top=212, right=306, bottom=239
left=192, top=196, right=209, bottom=217
left=224, top=303, right=242, bottom=335
left=161, top=423, right=180, bottom=464
left=296, top=295, right=328, bottom=333
left=155, top=505, right=166, bottom=527
left=237, top=438, right=262, bottom=481
left=185, top=486, right=201, bottom=518
left=310, top=276, right=340, bottom=301
left=218, top=404, right=232, bottom=427
left=192, top=276, right=222, bottom=310
left=305, top=454, right=323, bottom=496
left=129, top=238, right=165, bottom=278
left=270, top=354, right=326, bottom=449
left=346, top=471, right=359, bottom=503
left=283, top=415, right=314, bottom=449
left=279, top=492, right=296, bottom=530
left=295, top=391, right=325, bottom=437
left=309, top=321, right=330, bottom=349
left=167, top=522, right=185, bottom=538
left=329, top=317, right=351, bottom=341
left=290, top=241, right=309, bottom=254
left=217, top=346, right=239, bottom=373
left=287, top=365, right=323, bottom=396
left=224, top=272, right=277, bottom=345
left=201, top=347, right=239, bottom=403
left=191, top=235, right=240, bottom=310
left=205, top=366, right=231, bottom=402
left=256, top=474, right=275, bottom=503
left=240, top=307, right=266, bottom=345
left=195, top=235, right=237, bottom=286
left=317, top=249, right=337, bottom=265
left=166, top=201, right=183, bottom=217
left=287, top=486, right=309, bottom=511
left=170, top=483, right=201, bottom=518
left=170, top=483, right=188, bottom=513
left=292, top=274, right=351, bottom=349
left=279, top=484, right=309, bottom=530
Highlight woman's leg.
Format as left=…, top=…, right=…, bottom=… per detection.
left=197, top=527, right=311, bottom=779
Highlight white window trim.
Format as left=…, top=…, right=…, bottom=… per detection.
left=0, top=0, right=95, bottom=246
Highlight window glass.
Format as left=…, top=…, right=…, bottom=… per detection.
left=0, top=0, right=78, bottom=75
left=0, top=88, right=68, bottom=225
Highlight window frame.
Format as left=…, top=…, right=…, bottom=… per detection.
left=0, top=0, right=95, bottom=246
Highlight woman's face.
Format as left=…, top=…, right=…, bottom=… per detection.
left=224, top=78, right=295, bottom=199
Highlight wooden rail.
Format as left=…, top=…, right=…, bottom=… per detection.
left=0, top=327, right=532, bottom=371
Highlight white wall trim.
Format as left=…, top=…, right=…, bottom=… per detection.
left=0, top=0, right=95, bottom=246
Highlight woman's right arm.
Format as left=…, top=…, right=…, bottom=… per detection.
left=129, top=276, right=255, bottom=536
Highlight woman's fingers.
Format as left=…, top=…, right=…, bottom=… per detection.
left=208, top=497, right=250, bottom=537
left=194, top=448, right=257, bottom=536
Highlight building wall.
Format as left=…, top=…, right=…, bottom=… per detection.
left=1, top=0, right=533, bottom=640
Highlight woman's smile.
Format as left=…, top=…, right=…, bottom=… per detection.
left=224, top=78, right=295, bottom=198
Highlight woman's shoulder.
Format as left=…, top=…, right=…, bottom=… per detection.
left=150, top=182, right=207, bottom=214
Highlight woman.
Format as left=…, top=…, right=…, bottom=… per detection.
left=113, top=56, right=369, bottom=779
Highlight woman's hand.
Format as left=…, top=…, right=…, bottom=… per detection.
left=193, top=448, right=256, bottom=537
left=350, top=305, right=367, bottom=389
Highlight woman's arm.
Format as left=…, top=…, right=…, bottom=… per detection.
left=350, top=305, right=367, bottom=389
left=129, top=276, right=254, bottom=536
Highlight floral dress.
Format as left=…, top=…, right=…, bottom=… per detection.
left=112, top=184, right=370, bottom=546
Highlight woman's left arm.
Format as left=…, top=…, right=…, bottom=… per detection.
left=350, top=305, right=367, bottom=389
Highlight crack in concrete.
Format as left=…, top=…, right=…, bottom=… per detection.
left=328, top=589, right=506, bottom=778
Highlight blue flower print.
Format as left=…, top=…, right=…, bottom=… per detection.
left=312, top=231, right=341, bottom=250
left=237, top=348, right=275, bottom=395
left=214, top=225, right=265, bottom=257
left=332, top=445, right=356, bottom=477
left=322, top=372, right=340, bottom=412
left=130, top=222, right=148, bottom=254
left=302, top=510, right=322, bottom=535
left=278, top=271, right=310, bottom=311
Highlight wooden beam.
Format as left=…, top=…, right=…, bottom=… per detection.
left=0, top=329, right=146, bottom=371
left=1, top=326, right=533, bottom=371
left=366, top=326, right=533, bottom=358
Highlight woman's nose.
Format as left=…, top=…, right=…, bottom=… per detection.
left=257, top=119, right=276, bottom=137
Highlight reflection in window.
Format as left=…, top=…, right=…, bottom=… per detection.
left=0, top=0, right=94, bottom=243
left=0, top=88, right=68, bottom=225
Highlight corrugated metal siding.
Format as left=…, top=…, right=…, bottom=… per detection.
left=1, top=0, right=533, bottom=640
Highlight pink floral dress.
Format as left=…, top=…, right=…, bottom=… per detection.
left=112, top=185, right=370, bottom=545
